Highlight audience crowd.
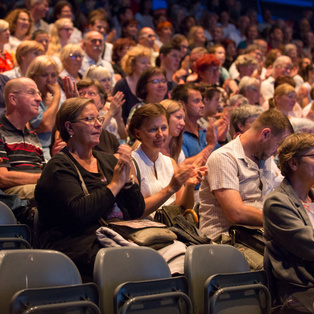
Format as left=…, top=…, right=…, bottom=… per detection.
left=0, top=0, right=314, bottom=310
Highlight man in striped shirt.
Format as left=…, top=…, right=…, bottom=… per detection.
left=0, top=77, right=45, bottom=200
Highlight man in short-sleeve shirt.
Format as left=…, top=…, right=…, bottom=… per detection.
left=199, top=109, right=293, bottom=240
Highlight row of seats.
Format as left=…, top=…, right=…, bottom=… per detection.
left=0, top=201, right=271, bottom=313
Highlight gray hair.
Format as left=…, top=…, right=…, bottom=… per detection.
left=273, top=55, right=292, bottom=69
left=238, top=76, right=260, bottom=95
left=231, top=104, right=263, bottom=133
left=228, top=94, right=249, bottom=107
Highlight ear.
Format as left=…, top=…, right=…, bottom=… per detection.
left=288, top=157, right=298, bottom=172
left=237, top=122, right=246, bottom=133
left=65, top=121, right=74, bottom=137
left=8, top=93, right=18, bottom=107
left=159, top=53, right=165, bottom=61
left=261, top=128, right=271, bottom=140
left=134, top=128, right=141, bottom=141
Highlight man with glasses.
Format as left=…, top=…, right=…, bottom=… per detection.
left=80, top=31, right=115, bottom=85
left=0, top=78, right=45, bottom=200
left=137, top=27, right=159, bottom=65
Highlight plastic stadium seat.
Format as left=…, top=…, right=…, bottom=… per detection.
left=184, top=244, right=250, bottom=314
left=94, top=247, right=176, bottom=314
left=114, top=276, right=192, bottom=313
left=205, top=270, right=271, bottom=313
left=0, top=249, right=83, bottom=314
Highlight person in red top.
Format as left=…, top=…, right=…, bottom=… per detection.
left=0, top=20, right=14, bottom=73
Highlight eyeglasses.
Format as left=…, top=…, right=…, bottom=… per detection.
left=12, top=89, right=41, bottom=97
left=299, top=154, right=314, bottom=158
left=60, top=27, right=73, bottom=32
left=147, top=79, right=167, bottom=85
left=78, top=91, right=98, bottom=97
left=69, top=53, right=83, bottom=60
left=72, top=116, right=105, bottom=125
left=18, top=17, right=30, bottom=22
left=142, top=34, right=155, bottom=39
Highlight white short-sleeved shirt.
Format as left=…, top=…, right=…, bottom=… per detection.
left=132, top=145, right=176, bottom=208
left=199, top=136, right=273, bottom=239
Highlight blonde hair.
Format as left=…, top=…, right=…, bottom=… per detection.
left=0, top=19, right=9, bottom=33
left=15, top=40, right=44, bottom=66
left=121, top=46, right=151, bottom=76
left=269, top=83, right=295, bottom=109
left=160, top=99, right=186, bottom=163
left=83, top=65, right=113, bottom=88
left=47, top=18, right=73, bottom=56
left=26, top=55, right=60, bottom=80
left=188, top=26, right=204, bottom=47
left=60, top=43, right=84, bottom=63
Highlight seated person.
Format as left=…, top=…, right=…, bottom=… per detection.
left=52, top=78, right=121, bottom=156
left=3, top=40, right=44, bottom=79
left=27, top=55, right=61, bottom=161
left=263, top=132, right=314, bottom=312
left=129, top=103, right=206, bottom=218
left=36, top=97, right=144, bottom=280
left=199, top=109, right=293, bottom=240
left=0, top=78, right=44, bottom=200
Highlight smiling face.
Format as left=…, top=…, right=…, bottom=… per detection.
left=15, top=12, right=30, bottom=37
left=145, top=73, right=168, bottom=102
left=169, top=108, right=185, bottom=137
left=133, top=56, right=151, bottom=76
left=69, top=103, right=102, bottom=148
left=58, top=5, right=72, bottom=19
left=135, top=115, right=168, bottom=152
left=12, top=78, right=42, bottom=119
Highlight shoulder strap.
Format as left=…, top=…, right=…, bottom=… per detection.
left=59, top=152, right=90, bottom=196
left=132, top=157, right=141, bottom=189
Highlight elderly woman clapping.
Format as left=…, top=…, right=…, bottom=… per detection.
left=36, top=97, right=144, bottom=279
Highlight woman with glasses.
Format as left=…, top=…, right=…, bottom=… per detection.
left=263, top=133, right=314, bottom=312
left=47, top=18, right=74, bottom=59
left=36, top=97, right=144, bottom=280
left=4, top=9, right=32, bottom=53
left=27, top=55, right=61, bottom=160
left=59, top=44, right=84, bottom=84
left=126, top=67, right=168, bottom=127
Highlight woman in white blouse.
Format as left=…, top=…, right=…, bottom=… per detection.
left=129, top=103, right=206, bottom=218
